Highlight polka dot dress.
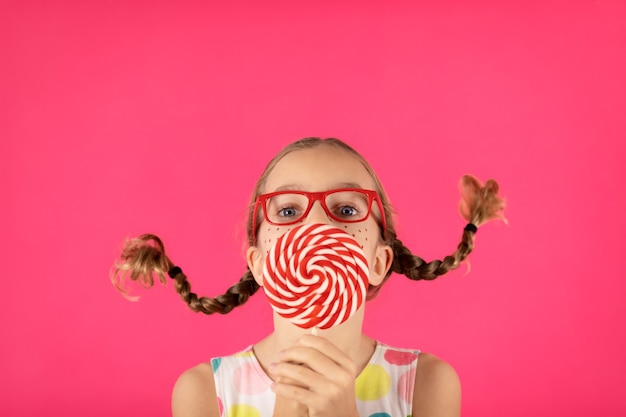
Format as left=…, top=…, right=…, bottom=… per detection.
left=211, top=342, right=420, bottom=417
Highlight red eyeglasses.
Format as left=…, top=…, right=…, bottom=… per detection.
left=252, top=188, right=386, bottom=241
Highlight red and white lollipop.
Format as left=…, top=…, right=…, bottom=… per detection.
left=262, top=223, right=370, bottom=330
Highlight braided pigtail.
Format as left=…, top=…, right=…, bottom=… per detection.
left=111, top=234, right=260, bottom=314
left=171, top=268, right=259, bottom=314
left=391, top=174, right=506, bottom=281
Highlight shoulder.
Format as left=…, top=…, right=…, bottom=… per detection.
left=172, top=362, right=220, bottom=417
left=412, top=353, right=461, bottom=417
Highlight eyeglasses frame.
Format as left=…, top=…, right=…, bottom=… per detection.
left=252, top=188, right=387, bottom=243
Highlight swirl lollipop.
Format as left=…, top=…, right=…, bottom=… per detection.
left=262, top=223, right=370, bottom=330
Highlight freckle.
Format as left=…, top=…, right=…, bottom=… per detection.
left=276, top=228, right=279, bottom=231
left=352, top=234, right=356, bottom=237
left=360, top=244, right=364, bottom=249
left=365, top=237, right=368, bottom=241
left=344, top=225, right=348, bottom=229
left=359, top=229, right=362, bottom=233
left=268, top=238, right=272, bottom=242
left=267, top=228, right=270, bottom=232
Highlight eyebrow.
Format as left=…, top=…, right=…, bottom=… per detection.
left=272, top=182, right=365, bottom=192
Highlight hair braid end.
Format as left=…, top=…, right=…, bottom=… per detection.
left=111, top=234, right=173, bottom=300
left=458, top=175, right=507, bottom=228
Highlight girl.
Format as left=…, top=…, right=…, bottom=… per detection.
left=113, top=137, right=505, bottom=417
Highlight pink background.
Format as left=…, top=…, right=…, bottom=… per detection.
left=1, top=1, right=625, bottom=416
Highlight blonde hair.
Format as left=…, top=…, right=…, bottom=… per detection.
left=111, top=137, right=505, bottom=312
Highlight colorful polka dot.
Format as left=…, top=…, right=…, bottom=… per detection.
left=226, top=404, right=262, bottom=417
left=355, top=364, right=391, bottom=401
left=217, top=397, right=223, bottom=415
left=384, top=349, right=417, bottom=366
left=398, top=368, right=416, bottom=404
left=211, top=357, right=222, bottom=373
left=233, top=363, right=269, bottom=395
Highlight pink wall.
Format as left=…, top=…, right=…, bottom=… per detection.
left=1, top=1, right=624, bottom=416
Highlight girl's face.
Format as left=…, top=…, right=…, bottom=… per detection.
left=246, top=145, right=393, bottom=287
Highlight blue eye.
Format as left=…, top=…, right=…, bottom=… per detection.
left=278, top=207, right=298, bottom=218
left=337, top=206, right=358, bottom=217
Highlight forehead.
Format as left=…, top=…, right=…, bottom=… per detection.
left=263, top=146, right=377, bottom=193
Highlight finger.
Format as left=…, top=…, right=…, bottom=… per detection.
left=298, top=335, right=355, bottom=369
left=272, top=394, right=309, bottom=417
left=276, top=351, right=356, bottom=397
left=271, top=379, right=322, bottom=409
left=283, top=336, right=358, bottom=377
left=270, top=361, right=325, bottom=389
left=272, top=376, right=348, bottom=411
left=277, top=346, right=339, bottom=378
